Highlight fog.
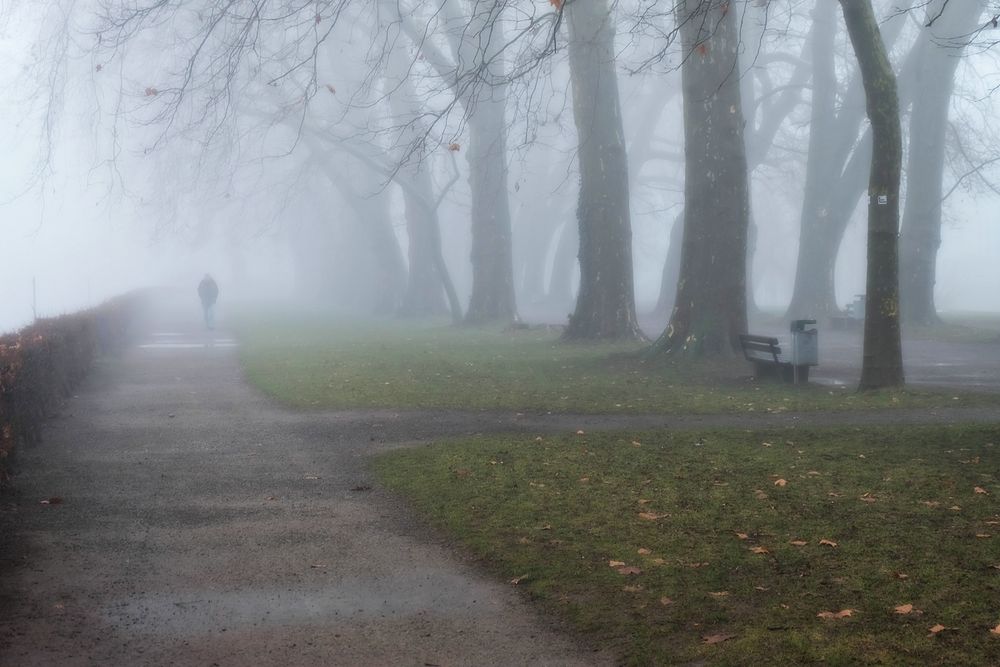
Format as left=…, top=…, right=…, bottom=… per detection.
left=2, top=1, right=999, bottom=336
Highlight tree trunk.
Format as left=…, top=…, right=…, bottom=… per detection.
left=465, top=96, right=518, bottom=324
left=653, top=208, right=684, bottom=320
left=562, top=0, right=641, bottom=341
left=839, top=0, right=904, bottom=389
left=653, top=0, right=749, bottom=356
left=787, top=0, right=842, bottom=319
left=788, top=0, right=918, bottom=319
left=899, top=0, right=984, bottom=325
left=457, top=2, right=518, bottom=326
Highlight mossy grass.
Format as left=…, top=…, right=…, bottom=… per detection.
left=375, top=424, right=1000, bottom=665
left=232, top=313, right=999, bottom=414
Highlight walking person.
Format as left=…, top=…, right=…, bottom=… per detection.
left=198, top=274, right=219, bottom=330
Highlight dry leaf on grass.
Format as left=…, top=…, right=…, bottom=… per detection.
left=819, top=539, right=838, bottom=548
left=575, top=430, right=586, bottom=435
left=789, top=540, right=808, bottom=546
left=638, top=512, right=668, bottom=521
left=709, top=591, right=730, bottom=598
left=735, top=532, right=749, bottom=540
left=637, top=547, right=652, bottom=555
left=659, top=596, right=674, bottom=606
left=702, top=633, right=735, bottom=644
left=749, top=546, right=770, bottom=555
left=975, top=486, right=989, bottom=495
left=774, top=478, right=788, bottom=487
left=929, top=624, right=946, bottom=635
left=623, top=585, right=644, bottom=592
left=894, top=604, right=915, bottom=615
left=990, top=624, right=1000, bottom=636
left=754, top=490, right=769, bottom=500
left=609, top=560, right=626, bottom=568
left=509, top=574, right=529, bottom=585
left=817, top=609, right=854, bottom=619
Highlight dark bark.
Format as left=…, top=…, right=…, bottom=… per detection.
left=562, top=0, right=642, bottom=341
left=653, top=0, right=749, bottom=357
left=839, top=0, right=904, bottom=389
left=900, top=0, right=984, bottom=325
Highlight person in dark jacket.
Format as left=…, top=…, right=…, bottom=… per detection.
left=197, top=274, right=219, bottom=329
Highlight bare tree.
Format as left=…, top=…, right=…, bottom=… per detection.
left=562, top=0, right=642, bottom=340
left=839, top=0, right=905, bottom=389
left=652, top=0, right=750, bottom=357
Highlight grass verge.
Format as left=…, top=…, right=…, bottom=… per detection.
left=375, top=425, right=1000, bottom=665
left=233, top=314, right=1000, bottom=414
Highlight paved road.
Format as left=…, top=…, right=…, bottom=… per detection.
left=0, top=326, right=610, bottom=667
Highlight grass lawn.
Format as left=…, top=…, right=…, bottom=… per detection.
left=233, top=314, right=1000, bottom=414
left=375, top=425, right=1000, bottom=665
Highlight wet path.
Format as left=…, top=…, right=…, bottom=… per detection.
left=0, top=326, right=608, bottom=666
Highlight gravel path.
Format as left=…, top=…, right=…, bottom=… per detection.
left=2, top=322, right=998, bottom=666
left=0, top=328, right=611, bottom=667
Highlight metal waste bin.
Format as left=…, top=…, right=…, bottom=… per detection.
left=790, top=319, right=818, bottom=384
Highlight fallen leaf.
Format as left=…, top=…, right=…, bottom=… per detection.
left=702, top=633, right=735, bottom=644
left=304, top=475, right=319, bottom=480
left=807, top=470, right=822, bottom=476
left=709, top=591, right=730, bottom=598
left=819, top=539, right=838, bottom=548
left=447, top=142, right=461, bottom=152
left=975, top=486, right=990, bottom=495
left=609, top=560, right=626, bottom=567
left=774, top=478, right=788, bottom=487
left=894, top=604, right=914, bottom=615
left=735, top=532, right=749, bottom=540
left=325, top=83, right=336, bottom=94
left=754, top=490, right=769, bottom=500
left=509, top=574, right=529, bottom=585
left=623, top=584, right=644, bottom=592
left=40, top=497, right=63, bottom=505
left=755, top=586, right=769, bottom=591
left=575, top=430, right=586, bottom=435
left=817, top=609, right=854, bottom=619
left=789, top=540, right=808, bottom=546
left=828, top=492, right=843, bottom=498
left=638, top=512, right=668, bottom=521
left=749, top=546, right=770, bottom=555
left=922, top=501, right=940, bottom=508
left=539, top=523, right=553, bottom=530
left=309, top=563, right=327, bottom=569
left=976, top=533, right=991, bottom=538
left=990, top=624, right=1000, bottom=636
left=859, top=495, right=877, bottom=503
left=650, top=558, right=667, bottom=566
left=929, top=623, right=946, bottom=635
left=637, top=498, right=652, bottom=505
left=578, top=477, right=589, bottom=483
left=659, top=596, right=674, bottom=606
left=517, top=537, right=530, bottom=545
left=616, top=566, right=643, bottom=575
left=631, top=440, right=642, bottom=447
left=637, top=548, right=652, bottom=555
left=893, top=572, right=909, bottom=579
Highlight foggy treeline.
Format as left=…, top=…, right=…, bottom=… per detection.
left=3, top=0, right=1000, bottom=388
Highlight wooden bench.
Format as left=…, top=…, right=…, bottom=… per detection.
left=738, top=334, right=810, bottom=383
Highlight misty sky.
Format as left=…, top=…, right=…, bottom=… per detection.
left=1, top=2, right=998, bottom=334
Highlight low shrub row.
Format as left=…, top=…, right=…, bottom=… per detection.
left=0, top=292, right=150, bottom=482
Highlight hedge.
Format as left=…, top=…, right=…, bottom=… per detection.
left=0, top=291, right=150, bottom=483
